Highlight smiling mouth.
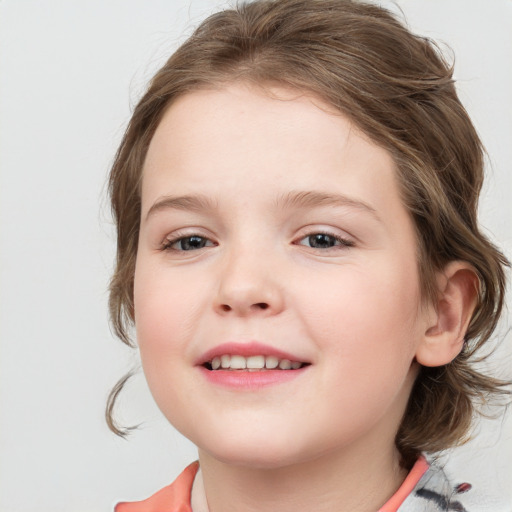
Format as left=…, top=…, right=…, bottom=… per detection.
left=204, top=355, right=310, bottom=371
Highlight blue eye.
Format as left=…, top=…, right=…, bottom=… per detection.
left=299, top=233, right=353, bottom=249
left=164, top=235, right=214, bottom=251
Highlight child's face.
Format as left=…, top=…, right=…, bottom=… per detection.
left=134, top=83, right=432, bottom=468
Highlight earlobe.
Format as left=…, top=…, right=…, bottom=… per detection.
left=415, top=261, right=479, bottom=367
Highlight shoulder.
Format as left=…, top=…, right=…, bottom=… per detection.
left=114, top=461, right=199, bottom=512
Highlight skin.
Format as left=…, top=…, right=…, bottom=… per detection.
left=134, top=83, right=476, bottom=512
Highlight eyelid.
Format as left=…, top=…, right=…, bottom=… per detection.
left=163, top=236, right=215, bottom=251
left=157, top=225, right=355, bottom=252
left=293, top=227, right=356, bottom=249
left=160, top=228, right=217, bottom=251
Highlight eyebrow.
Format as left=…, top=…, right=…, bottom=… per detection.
left=274, top=190, right=381, bottom=221
left=145, top=194, right=217, bottom=221
left=145, top=190, right=381, bottom=222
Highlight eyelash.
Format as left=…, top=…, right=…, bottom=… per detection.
left=296, top=231, right=355, bottom=250
left=161, top=233, right=216, bottom=252
left=161, top=230, right=354, bottom=252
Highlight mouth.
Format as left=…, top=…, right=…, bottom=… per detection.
left=203, top=354, right=310, bottom=371
left=198, top=343, right=310, bottom=389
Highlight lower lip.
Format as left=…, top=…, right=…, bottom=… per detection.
left=198, top=366, right=308, bottom=390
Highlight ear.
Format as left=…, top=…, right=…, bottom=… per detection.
left=415, top=261, right=479, bottom=367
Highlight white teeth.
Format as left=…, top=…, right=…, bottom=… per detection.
left=230, top=355, right=246, bottom=369
left=246, top=355, right=265, bottom=369
left=208, top=354, right=305, bottom=370
left=265, top=355, right=279, bottom=369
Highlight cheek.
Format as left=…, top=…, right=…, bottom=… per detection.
left=133, top=262, right=199, bottom=423
left=297, top=256, right=423, bottom=364
left=134, top=258, right=199, bottom=344
left=133, top=261, right=192, bottom=375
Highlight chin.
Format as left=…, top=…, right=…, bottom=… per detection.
left=203, top=446, right=305, bottom=470
left=193, top=427, right=320, bottom=470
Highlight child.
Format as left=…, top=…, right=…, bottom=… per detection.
left=106, top=0, right=510, bottom=510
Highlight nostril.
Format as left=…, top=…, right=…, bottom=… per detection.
left=219, top=302, right=270, bottom=313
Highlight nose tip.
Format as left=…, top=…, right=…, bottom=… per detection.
left=214, top=262, right=284, bottom=317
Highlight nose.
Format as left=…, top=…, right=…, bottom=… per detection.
left=214, top=248, right=285, bottom=317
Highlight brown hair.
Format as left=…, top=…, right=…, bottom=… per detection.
left=106, top=0, right=510, bottom=467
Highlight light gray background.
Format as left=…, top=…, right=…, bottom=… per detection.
left=1, top=1, right=511, bottom=511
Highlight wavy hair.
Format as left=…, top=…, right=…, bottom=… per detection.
left=106, top=0, right=510, bottom=468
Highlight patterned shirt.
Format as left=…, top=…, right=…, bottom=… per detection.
left=393, top=460, right=471, bottom=511
left=115, top=457, right=472, bottom=512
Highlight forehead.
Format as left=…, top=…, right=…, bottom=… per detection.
left=145, top=84, right=352, bottom=170
left=141, top=83, right=405, bottom=223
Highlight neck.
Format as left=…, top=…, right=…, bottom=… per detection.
left=197, top=440, right=407, bottom=512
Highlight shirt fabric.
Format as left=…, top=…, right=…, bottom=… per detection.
left=115, top=456, right=471, bottom=512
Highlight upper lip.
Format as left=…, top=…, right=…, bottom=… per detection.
left=196, top=341, right=308, bottom=365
